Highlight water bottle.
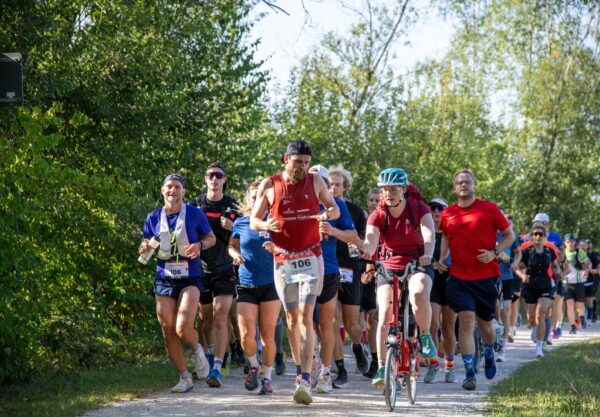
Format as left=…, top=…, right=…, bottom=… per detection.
left=138, top=236, right=160, bottom=264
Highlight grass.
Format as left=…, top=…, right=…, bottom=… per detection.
left=487, top=337, right=600, bottom=417
left=0, top=360, right=175, bottom=417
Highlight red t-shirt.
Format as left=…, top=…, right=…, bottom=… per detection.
left=367, top=198, right=431, bottom=270
left=268, top=172, right=321, bottom=263
left=440, top=198, right=510, bottom=281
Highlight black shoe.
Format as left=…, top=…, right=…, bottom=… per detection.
left=352, top=343, right=369, bottom=374
left=235, top=345, right=246, bottom=365
left=593, top=313, right=598, bottom=323
left=363, top=359, right=378, bottom=379
left=332, top=369, right=348, bottom=388
left=275, top=352, right=286, bottom=375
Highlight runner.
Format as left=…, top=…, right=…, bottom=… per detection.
left=228, top=181, right=281, bottom=395
left=190, top=162, right=241, bottom=387
left=139, top=174, right=216, bottom=393
left=328, top=164, right=370, bottom=386
left=360, top=168, right=437, bottom=388
left=428, top=197, right=458, bottom=383
left=250, top=140, right=340, bottom=405
left=437, top=169, right=515, bottom=391
left=563, top=233, right=591, bottom=334
left=583, top=239, right=600, bottom=323
left=516, top=225, right=562, bottom=357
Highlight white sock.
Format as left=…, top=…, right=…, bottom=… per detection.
left=536, top=340, right=543, bottom=349
left=248, top=354, right=259, bottom=368
left=321, top=364, right=331, bottom=376
left=193, top=344, right=204, bottom=356
left=264, top=366, right=273, bottom=381
left=214, top=357, right=223, bottom=371
left=181, top=369, right=192, bottom=379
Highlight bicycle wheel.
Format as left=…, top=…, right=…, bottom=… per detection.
left=404, top=350, right=418, bottom=405
left=384, top=347, right=398, bottom=412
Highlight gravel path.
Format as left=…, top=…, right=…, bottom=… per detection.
left=82, top=323, right=600, bottom=417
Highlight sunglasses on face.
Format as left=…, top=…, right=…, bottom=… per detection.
left=533, top=232, right=546, bottom=237
left=206, top=171, right=225, bottom=180
left=429, top=205, right=445, bottom=212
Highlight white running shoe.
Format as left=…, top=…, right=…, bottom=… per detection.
left=293, top=379, right=313, bottom=405
left=171, top=375, right=193, bottom=393
left=193, top=351, right=210, bottom=380
left=496, top=350, right=506, bottom=362
left=535, top=346, right=544, bottom=358
left=424, top=364, right=440, bottom=383
left=317, top=373, right=333, bottom=394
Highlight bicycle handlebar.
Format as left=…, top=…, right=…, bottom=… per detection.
left=360, top=259, right=425, bottom=282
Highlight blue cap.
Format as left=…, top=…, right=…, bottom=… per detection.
left=564, top=233, right=576, bottom=241
left=163, top=174, right=185, bottom=186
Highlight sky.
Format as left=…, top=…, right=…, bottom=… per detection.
left=250, top=0, right=455, bottom=96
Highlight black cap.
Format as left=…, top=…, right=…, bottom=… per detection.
left=564, top=233, right=576, bottom=241
left=163, top=173, right=185, bottom=186
left=285, top=140, right=312, bottom=157
left=206, top=161, right=226, bottom=174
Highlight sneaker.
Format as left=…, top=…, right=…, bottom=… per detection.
left=484, top=348, right=496, bottom=380
left=462, top=374, right=477, bottom=391
left=193, top=351, right=210, bottom=380
left=535, top=346, right=544, bottom=358
left=445, top=367, right=457, bottom=383
left=592, top=312, right=598, bottom=323
left=311, top=356, right=322, bottom=389
left=295, top=374, right=302, bottom=388
left=363, top=358, right=378, bottom=379
left=581, top=317, right=587, bottom=329
left=496, top=350, right=506, bottom=363
left=507, top=333, right=514, bottom=343
left=258, top=378, right=273, bottom=395
left=569, top=325, right=577, bottom=334
left=317, top=373, right=333, bottom=394
left=293, top=379, right=313, bottom=405
left=371, top=366, right=385, bottom=388
left=333, top=368, right=348, bottom=388
left=275, top=352, right=286, bottom=376
left=545, top=339, right=552, bottom=346
left=420, top=333, right=438, bottom=359
left=424, top=363, right=439, bottom=383
left=171, top=375, right=194, bottom=393
left=557, top=327, right=562, bottom=337
left=206, top=369, right=223, bottom=388
left=245, top=367, right=259, bottom=391
left=552, top=328, right=559, bottom=339
left=352, top=343, right=370, bottom=374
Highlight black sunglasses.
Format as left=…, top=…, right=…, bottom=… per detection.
left=429, top=205, right=445, bottom=212
left=532, top=232, right=546, bottom=237
left=206, top=172, right=225, bottom=180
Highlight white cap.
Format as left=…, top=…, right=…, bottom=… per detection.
left=309, top=164, right=329, bottom=180
left=533, top=213, right=550, bottom=223
left=429, top=197, right=448, bottom=208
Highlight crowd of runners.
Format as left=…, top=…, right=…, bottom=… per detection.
left=138, top=139, right=600, bottom=405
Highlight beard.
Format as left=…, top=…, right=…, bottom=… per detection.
left=286, top=166, right=306, bottom=183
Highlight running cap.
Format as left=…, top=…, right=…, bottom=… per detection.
left=285, top=139, right=312, bottom=157
left=206, top=161, right=226, bottom=174
left=309, top=164, right=329, bottom=180
left=532, top=213, right=550, bottom=223
left=564, top=233, right=576, bottom=241
left=163, top=173, right=185, bottom=187
left=429, top=197, right=448, bottom=208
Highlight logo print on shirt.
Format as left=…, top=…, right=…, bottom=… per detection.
left=304, top=194, right=309, bottom=199
left=282, top=196, right=291, bottom=205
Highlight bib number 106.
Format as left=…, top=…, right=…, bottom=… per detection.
left=290, top=259, right=312, bottom=269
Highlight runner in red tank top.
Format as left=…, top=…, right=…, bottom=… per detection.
left=250, top=140, right=339, bottom=406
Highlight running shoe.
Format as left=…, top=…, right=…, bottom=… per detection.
left=293, top=379, right=313, bottom=405
left=193, top=350, right=210, bottom=380
left=580, top=316, right=587, bottom=329
left=171, top=375, right=194, bottom=393
left=535, top=346, right=544, bottom=358
left=333, top=368, right=348, bottom=388
left=496, top=349, right=506, bottom=363
left=363, top=358, right=378, bottom=379
left=258, top=378, right=273, bottom=395
left=462, top=374, right=477, bottom=391
left=445, top=367, right=456, bottom=383
left=424, top=363, right=439, bottom=383
left=545, top=339, right=552, bottom=346
left=206, top=369, right=223, bottom=388
left=569, top=325, right=577, bottom=334
left=592, top=312, right=598, bottom=323
left=552, top=328, right=559, bottom=339
left=311, top=356, right=322, bottom=389
left=275, top=352, right=286, bottom=375
left=317, top=373, right=333, bottom=394
left=371, top=366, right=385, bottom=388
left=245, top=367, right=259, bottom=391
left=420, top=332, right=438, bottom=359
left=556, top=327, right=562, bottom=337
left=352, top=343, right=369, bottom=374
left=484, top=348, right=496, bottom=380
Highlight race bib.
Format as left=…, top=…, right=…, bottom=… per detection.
left=339, top=267, right=353, bottom=284
left=164, top=261, right=189, bottom=278
left=283, top=252, right=318, bottom=284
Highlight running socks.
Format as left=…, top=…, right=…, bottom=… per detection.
left=207, top=344, right=214, bottom=355
left=248, top=354, right=259, bottom=369
left=587, top=306, right=593, bottom=320
left=321, top=364, right=331, bottom=376
left=429, top=357, right=439, bottom=367
left=194, top=344, right=204, bottom=356
left=335, top=359, right=346, bottom=374
left=296, top=364, right=302, bottom=376
left=301, top=372, right=311, bottom=383
left=213, top=358, right=223, bottom=372
left=462, top=354, right=474, bottom=376
left=263, top=366, right=273, bottom=381
left=445, top=355, right=454, bottom=369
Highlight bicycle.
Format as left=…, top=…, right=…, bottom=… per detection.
left=365, top=259, right=423, bottom=412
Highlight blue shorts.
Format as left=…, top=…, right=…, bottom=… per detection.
left=447, top=275, right=499, bottom=321
left=154, top=276, right=202, bottom=299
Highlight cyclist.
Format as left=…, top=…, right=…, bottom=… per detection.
left=360, top=168, right=437, bottom=388
left=228, top=181, right=281, bottom=395
left=563, top=233, right=591, bottom=333
left=437, top=169, right=515, bottom=391
left=516, top=225, right=562, bottom=357
left=250, top=140, right=340, bottom=405
left=139, top=174, right=216, bottom=393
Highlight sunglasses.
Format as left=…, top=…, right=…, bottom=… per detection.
left=532, top=232, right=546, bottom=237
left=206, top=172, right=225, bottom=180
left=429, top=205, right=445, bottom=212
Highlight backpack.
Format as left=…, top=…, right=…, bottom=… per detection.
left=380, top=182, right=423, bottom=233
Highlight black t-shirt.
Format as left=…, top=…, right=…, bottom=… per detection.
left=587, top=251, right=600, bottom=280
left=189, top=193, right=240, bottom=275
left=336, top=199, right=366, bottom=270
left=521, top=246, right=556, bottom=289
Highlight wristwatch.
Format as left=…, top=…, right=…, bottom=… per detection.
left=494, top=248, right=500, bottom=256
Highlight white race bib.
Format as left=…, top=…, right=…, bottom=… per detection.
left=284, top=254, right=318, bottom=284
left=339, top=267, right=353, bottom=284
left=164, top=261, right=189, bottom=278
